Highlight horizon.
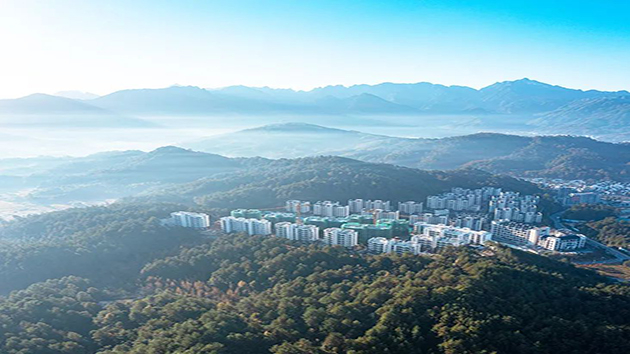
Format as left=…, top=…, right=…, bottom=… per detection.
left=2, top=1, right=630, bottom=98
left=6, top=77, right=630, bottom=100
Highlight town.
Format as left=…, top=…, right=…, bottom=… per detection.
left=167, top=187, right=590, bottom=256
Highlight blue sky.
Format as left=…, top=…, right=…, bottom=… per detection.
left=0, top=0, right=629, bottom=98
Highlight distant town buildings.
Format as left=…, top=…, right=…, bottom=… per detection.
left=170, top=211, right=211, bottom=229
left=562, top=192, right=601, bottom=206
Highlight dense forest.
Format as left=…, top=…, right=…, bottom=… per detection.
left=579, top=217, right=630, bottom=248
left=0, top=203, right=203, bottom=294
left=1, top=148, right=541, bottom=206
left=131, top=156, right=540, bottom=209
left=1, top=235, right=630, bottom=353
left=563, top=204, right=618, bottom=221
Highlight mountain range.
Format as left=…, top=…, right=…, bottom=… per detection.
left=1, top=79, right=629, bottom=136
left=182, top=123, right=630, bottom=182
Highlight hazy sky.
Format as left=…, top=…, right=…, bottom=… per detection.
left=0, top=0, right=629, bottom=98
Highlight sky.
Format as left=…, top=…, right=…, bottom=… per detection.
left=0, top=0, right=629, bottom=98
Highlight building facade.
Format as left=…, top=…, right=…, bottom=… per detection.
left=171, top=212, right=211, bottom=229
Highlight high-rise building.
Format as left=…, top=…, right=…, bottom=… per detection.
left=313, top=201, right=350, bottom=217
left=275, top=222, right=319, bottom=242
left=348, top=199, right=365, bottom=213
left=285, top=200, right=311, bottom=213
left=171, top=212, right=211, bottom=229
left=562, top=192, right=600, bottom=206
left=323, top=228, right=358, bottom=247
left=398, top=201, right=423, bottom=214
left=490, top=220, right=550, bottom=246
left=365, top=200, right=391, bottom=211
left=220, top=216, right=272, bottom=236
left=538, top=233, right=587, bottom=251
left=413, top=222, right=492, bottom=250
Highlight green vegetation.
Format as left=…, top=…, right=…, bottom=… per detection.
left=579, top=217, right=630, bottom=248
left=564, top=204, right=618, bottom=221
left=0, top=203, right=201, bottom=294
left=1, top=235, right=630, bottom=353
left=140, top=156, right=539, bottom=209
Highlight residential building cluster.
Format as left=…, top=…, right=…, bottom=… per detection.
left=217, top=186, right=588, bottom=254
left=489, top=192, right=542, bottom=224
left=426, top=187, right=502, bottom=212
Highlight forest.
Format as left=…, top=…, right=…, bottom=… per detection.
left=1, top=232, right=630, bottom=353
left=579, top=217, right=630, bottom=248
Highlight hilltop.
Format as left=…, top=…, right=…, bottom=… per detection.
left=182, top=123, right=630, bottom=182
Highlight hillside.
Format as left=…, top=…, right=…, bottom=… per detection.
left=532, top=96, right=630, bottom=134
left=182, top=123, right=630, bottom=182
left=1, top=232, right=630, bottom=353
left=0, top=145, right=537, bottom=208
left=135, top=155, right=539, bottom=209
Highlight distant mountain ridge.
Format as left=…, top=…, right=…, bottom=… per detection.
left=3, top=79, right=630, bottom=135
left=0, top=93, right=155, bottom=128
left=183, top=123, right=630, bottom=182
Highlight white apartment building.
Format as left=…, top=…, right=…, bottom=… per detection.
left=323, top=228, right=358, bottom=248
left=453, top=215, right=487, bottom=231
left=538, top=233, right=587, bottom=251
left=171, top=211, right=211, bottom=229
left=398, top=201, right=423, bottom=214
left=364, top=200, right=391, bottom=211
left=413, top=222, right=492, bottom=249
left=367, top=237, right=422, bottom=255
left=285, top=200, right=311, bottom=213
left=490, top=220, right=550, bottom=246
left=313, top=201, right=350, bottom=218
left=367, top=237, right=389, bottom=253
left=275, top=222, right=320, bottom=242
left=493, top=208, right=543, bottom=224
left=375, top=210, right=400, bottom=220
left=410, top=213, right=449, bottom=225
left=220, top=216, right=272, bottom=236
left=348, top=199, right=365, bottom=213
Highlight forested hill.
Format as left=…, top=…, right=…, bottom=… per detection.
left=131, top=155, right=540, bottom=209
left=183, top=123, right=630, bottom=182
left=1, top=234, right=630, bottom=353
left=2, top=148, right=538, bottom=206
